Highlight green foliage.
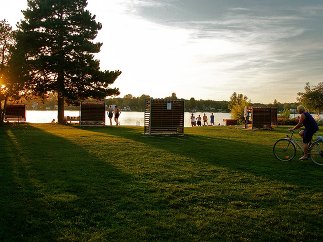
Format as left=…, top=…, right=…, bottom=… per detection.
left=254, top=100, right=298, bottom=113
left=298, top=82, right=323, bottom=114
left=280, top=108, right=291, bottom=119
left=185, top=98, right=229, bottom=112
left=14, top=0, right=121, bottom=123
left=1, top=124, right=322, bottom=240
left=228, top=92, right=250, bottom=122
left=277, top=117, right=298, bottom=125
left=317, top=119, right=323, bottom=126
left=165, top=92, right=178, bottom=99
left=105, top=93, right=230, bottom=112
left=107, top=94, right=151, bottom=112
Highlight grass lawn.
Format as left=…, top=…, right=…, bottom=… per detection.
left=0, top=124, right=322, bottom=241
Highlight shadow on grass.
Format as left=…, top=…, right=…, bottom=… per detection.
left=1, top=124, right=322, bottom=241
left=79, top=125, right=323, bottom=189
left=0, top=125, right=180, bottom=241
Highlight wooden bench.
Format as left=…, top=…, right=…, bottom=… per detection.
left=223, top=119, right=238, bottom=126
left=4, top=115, right=25, bottom=123
left=4, top=104, right=26, bottom=123
left=65, top=116, right=80, bottom=124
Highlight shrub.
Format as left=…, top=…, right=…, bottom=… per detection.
left=277, top=117, right=299, bottom=125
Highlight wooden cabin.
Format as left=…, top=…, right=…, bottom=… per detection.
left=247, top=107, right=277, bottom=129
left=144, top=98, right=184, bottom=135
left=80, top=102, right=105, bottom=126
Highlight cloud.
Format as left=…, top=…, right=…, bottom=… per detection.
left=299, top=5, right=323, bottom=16
left=2, top=0, right=323, bottom=103
left=112, top=1, right=323, bottom=102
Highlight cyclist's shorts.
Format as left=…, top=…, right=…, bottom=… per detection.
left=303, top=129, right=316, bottom=144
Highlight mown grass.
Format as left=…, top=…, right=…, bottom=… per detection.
left=0, top=124, right=322, bottom=241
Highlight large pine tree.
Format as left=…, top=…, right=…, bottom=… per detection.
left=15, top=0, right=121, bottom=123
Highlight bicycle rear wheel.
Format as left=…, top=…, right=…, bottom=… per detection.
left=309, top=141, right=323, bottom=165
left=273, top=139, right=296, bottom=161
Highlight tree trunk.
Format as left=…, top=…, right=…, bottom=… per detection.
left=0, top=96, right=8, bottom=126
left=0, top=103, right=4, bottom=125
left=57, top=71, right=65, bottom=124
left=57, top=93, right=65, bottom=124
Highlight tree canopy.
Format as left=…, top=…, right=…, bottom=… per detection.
left=228, top=92, right=251, bottom=122
left=0, top=19, right=26, bottom=125
left=297, top=82, right=323, bottom=114
left=14, top=0, right=121, bottom=123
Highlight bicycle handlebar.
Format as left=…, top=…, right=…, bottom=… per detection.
left=287, top=129, right=295, bottom=138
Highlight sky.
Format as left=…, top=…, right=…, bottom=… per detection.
left=1, top=0, right=323, bottom=103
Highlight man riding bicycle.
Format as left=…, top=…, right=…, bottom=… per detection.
left=289, top=105, right=319, bottom=160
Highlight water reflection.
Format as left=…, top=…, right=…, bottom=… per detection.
left=26, top=111, right=232, bottom=127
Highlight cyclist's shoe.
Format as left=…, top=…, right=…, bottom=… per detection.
left=299, top=155, right=309, bottom=160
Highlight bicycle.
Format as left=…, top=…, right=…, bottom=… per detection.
left=273, top=130, right=323, bottom=165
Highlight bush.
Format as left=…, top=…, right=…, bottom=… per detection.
left=277, top=117, right=299, bottom=125
left=277, top=116, right=323, bottom=126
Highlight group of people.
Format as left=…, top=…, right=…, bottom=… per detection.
left=189, top=106, right=319, bottom=161
left=190, top=113, right=215, bottom=127
left=107, top=105, right=121, bottom=126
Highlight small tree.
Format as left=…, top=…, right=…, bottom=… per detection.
left=14, top=0, right=121, bottom=123
left=297, top=82, right=323, bottom=114
left=280, top=108, right=291, bottom=120
left=165, top=92, right=178, bottom=100
left=228, top=92, right=251, bottom=123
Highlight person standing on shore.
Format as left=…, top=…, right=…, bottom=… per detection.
left=191, top=113, right=196, bottom=127
left=196, top=115, right=202, bottom=126
left=107, top=105, right=114, bottom=126
left=203, top=113, right=208, bottom=126
left=289, top=105, right=319, bottom=160
left=114, top=106, right=121, bottom=126
left=210, top=113, right=215, bottom=126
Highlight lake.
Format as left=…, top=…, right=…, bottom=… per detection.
left=25, top=110, right=232, bottom=127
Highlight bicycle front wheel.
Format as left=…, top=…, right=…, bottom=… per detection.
left=309, top=141, right=323, bottom=165
left=273, top=139, right=296, bottom=161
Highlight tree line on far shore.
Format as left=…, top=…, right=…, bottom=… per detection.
left=20, top=91, right=299, bottom=114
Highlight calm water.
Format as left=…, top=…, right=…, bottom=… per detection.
left=26, top=110, right=231, bottom=127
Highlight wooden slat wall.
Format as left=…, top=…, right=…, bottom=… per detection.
left=80, top=103, right=105, bottom=125
left=223, top=119, right=238, bottom=126
left=144, top=99, right=151, bottom=134
left=5, top=104, right=26, bottom=121
left=271, top=108, right=278, bottom=125
left=144, top=99, right=184, bottom=135
left=252, top=107, right=273, bottom=129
